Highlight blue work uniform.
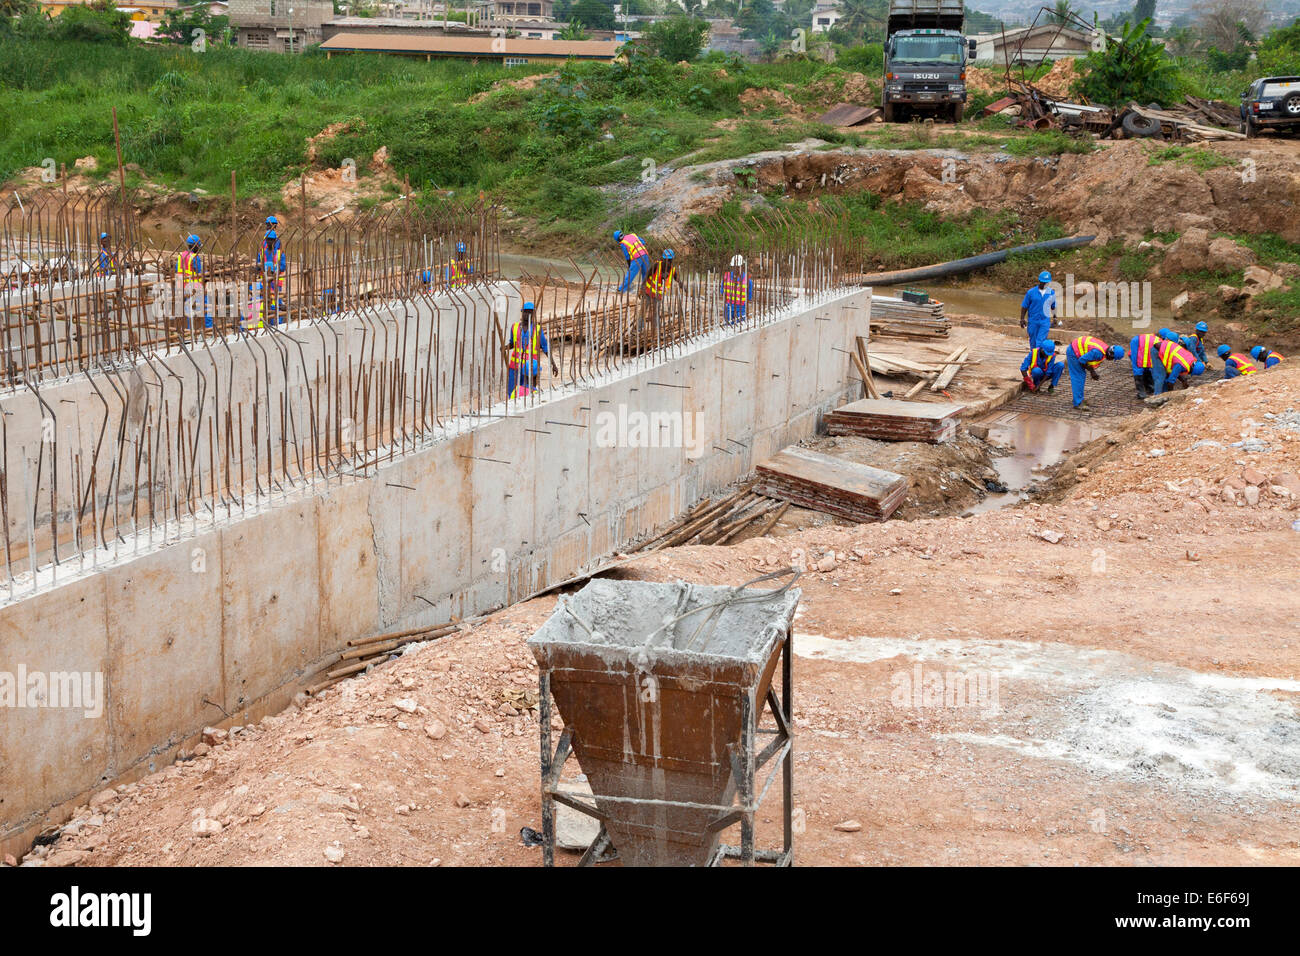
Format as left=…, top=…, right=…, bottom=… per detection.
left=506, top=320, right=550, bottom=398
left=1021, top=285, right=1056, bottom=350
left=1262, top=350, right=1284, bottom=369
left=1020, top=346, right=1063, bottom=390
left=1066, top=335, right=1108, bottom=407
left=616, top=234, right=650, bottom=293
left=1186, top=332, right=1208, bottom=364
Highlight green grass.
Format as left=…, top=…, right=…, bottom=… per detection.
left=1147, top=145, right=1237, bottom=171
left=1001, top=130, right=1095, bottom=157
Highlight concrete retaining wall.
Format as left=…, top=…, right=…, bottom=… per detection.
left=0, top=286, right=870, bottom=851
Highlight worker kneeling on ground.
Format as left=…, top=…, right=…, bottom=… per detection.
left=1066, top=335, right=1124, bottom=409
left=721, top=254, right=754, bottom=326
left=1019, top=270, right=1057, bottom=350
left=1129, top=332, right=1162, bottom=398
left=1020, top=339, right=1063, bottom=393
left=615, top=230, right=650, bottom=293
left=1218, top=344, right=1259, bottom=379
left=504, top=300, right=558, bottom=399
left=1252, top=345, right=1285, bottom=369
left=1154, top=338, right=1204, bottom=394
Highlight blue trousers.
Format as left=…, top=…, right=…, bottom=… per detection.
left=1027, top=317, right=1050, bottom=350
left=1066, top=351, right=1091, bottom=407
left=724, top=303, right=746, bottom=325
left=1031, top=360, right=1064, bottom=389
left=1150, top=362, right=1172, bottom=394
left=618, top=255, right=649, bottom=293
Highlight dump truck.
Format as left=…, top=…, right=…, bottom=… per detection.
left=882, top=0, right=976, bottom=123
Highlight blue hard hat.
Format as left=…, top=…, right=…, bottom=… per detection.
left=1162, top=329, right=1180, bottom=342
left=265, top=215, right=278, bottom=226
left=1038, top=270, right=1051, bottom=283
left=1191, top=361, right=1205, bottom=375
left=1107, top=345, right=1125, bottom=360
left=1250, top=346, right=1265, bottom=360
left=1195, top=321, right=1208, bottom=334
left=663, top=248, right=675, bottom=260
left=1217, top=344, right=1231, bottom=358
left=1156, top=327, right=1171, bottom=340
left=456, top=241, right=467, bottom=254
left=99, top=232, right=108, bottom=240
left=186, top=234, right=201, bottom=246
left=1042, top=339, right=1055, bottom=352
left=613, top=230, right=623, bottom=241
left=522, top=300, right=535, bottom=311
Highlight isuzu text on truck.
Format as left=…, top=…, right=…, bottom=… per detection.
left=882, top=0, right=977, bottom=123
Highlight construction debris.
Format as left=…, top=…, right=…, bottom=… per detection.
left=867, top=294, right=950, bottom=338
left=756, top=446, right=909, bottom=522
left=826, top=398, right=965, bottom=443
left=817, top=103, right=882, bottom=127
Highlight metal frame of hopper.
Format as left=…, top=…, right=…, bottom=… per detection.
left=536, top=629, right=795, bottom=867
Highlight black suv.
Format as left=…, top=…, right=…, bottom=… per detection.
left=1239, top=76, right=1300, bottom=136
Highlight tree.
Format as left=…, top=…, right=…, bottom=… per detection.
left=1192, top=0, right=1267, bottom=52
left=557, top=17, right=589, bottom=39
left=159, top=5, right=228, bottom=44
left=1258, top=17, right=1300, bottom=74
left=54, top=0, right=130, bottom=43
left=1133, top=0, right=1157, bottom=24
left=836, top=0, right=887, bottom=42
left=1072, top=17, right=1181, bottom=106
left=1046, top=0, right=1075, bottom=26
left=644, top=14, right=709, bottom=61
left=571, top=0, right=615, bottom=30
left=0, top=0, right=33, bottom=17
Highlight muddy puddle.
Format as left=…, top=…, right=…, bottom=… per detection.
left=969, top=412, right=1112, bottom=514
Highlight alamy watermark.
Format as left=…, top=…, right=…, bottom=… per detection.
left=593, top=403, right=708, bottom=459
left=1046, top=275, right=1152, bottom=327
left=890, top=663, right=999, bottom=714
left=1, top=665, right=104, bottom=718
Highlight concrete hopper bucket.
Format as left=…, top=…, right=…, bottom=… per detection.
left=529, top=572, right=800, bottom=867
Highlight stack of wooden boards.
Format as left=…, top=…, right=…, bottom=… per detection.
left=869, top=294, right=950, bottom=338
left=826, top=398, right=966, bottom=443
left=756, top=447, right=909, bottom=522
left=634, top=481, right=789, bottom=551
left=862, top=344, right=970, bottom=398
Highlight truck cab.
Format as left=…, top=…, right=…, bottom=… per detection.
left=882, top=0, right=975, bottom=123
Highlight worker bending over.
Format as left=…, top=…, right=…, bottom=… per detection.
left=1020, top=340, right=1063, bottom=393
left=1184, top=321, right=1210, bottom=365
left=1129, top=332, right=1161, bottom=398
left=615, top=230, right=650, bottom=293
left=1154, top=338, right=1204, bottom=394
left=1217, top=345, right=1259, bottom=379
left=1066, top=335, right=1124, bottom=409
left=1251, top=345, right=1285, bottom=369
left=1019, top=270, right=1057, bottom=350
left=640, top=248, right=676, bottom=334
left=504, top=301, right=558, bottom=399
left=721, top=255, right=754, bottom=326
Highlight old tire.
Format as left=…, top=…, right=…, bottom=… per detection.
left=1121, top=112, right=1163, bottom=138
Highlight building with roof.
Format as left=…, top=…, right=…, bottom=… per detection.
left=229, top=0, right=333, bottom=52
left=319, top=32, right=622, bottom=63
left=972, top=24, right=1099, bottom=64
left=41, top=0, right=179, bottom=21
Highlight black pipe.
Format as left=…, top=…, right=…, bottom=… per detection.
left=859, top=235, right=1097, bottom=286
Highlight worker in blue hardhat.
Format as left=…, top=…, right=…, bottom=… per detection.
left=1185, top=320, right=1210, bottom=365
left=1218, top=344, right=1259, bottom=379
left=614, top=229, right=650, bottom=293
left=1251, top=344, right=1285, bottom=369
left=1019, top=270, right=1057, bottom=351
left=256, top=226, right=288, bottom=316
left=1065, top=335, right=1124, bottom=409
left=503, top=300, right=558, bottom=399
left=445, top=241, right=473, bottom=289
left=1020, top=338, right=1064, bottom=394
left=640, top=247, right=677, bottom=333
left=1158, top=327, right=1179, bottom=343
left=94, top=231, right=116, bottom=275
left=176, top=234, right=212, bottom=330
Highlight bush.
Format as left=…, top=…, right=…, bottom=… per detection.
left=54, top=1, right=130, bottom=45
left=643, top=15, right=710, bottom=64
left=836, top=43, right=884, bottom=74
left=1072, top=18, right=1182, bottom=107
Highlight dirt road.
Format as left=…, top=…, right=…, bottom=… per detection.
left=24, top=367, right=1300, bottom=868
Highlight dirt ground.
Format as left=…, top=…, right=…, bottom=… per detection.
left=23, top=364, right=1300, bottom=868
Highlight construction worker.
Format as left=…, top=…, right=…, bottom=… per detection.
left=1218, top=344, right=1259, bottom=379
left=641, top=248, right=676, bottom=333
left=504, top=301, right=558, bottom=399
left=1158, top=327, right=1179, bottom=344
left=446, top=241, right=473, bottom=289
left=1154, top=338, right=1204, bottom=393
left=94, top=232, right=116, bottom=275
left=1065, top=334, right=1124, bottom=409
left=1129, top=332, right=1162, bottom=398
left=1251, top=345, right=1285, bottom=369
left=615, top=230, right=650, bottom=293
left=419, top=269, right=434, bottom=293
left=1185, top=321, right=1210, bottom=365
left=721, top=254, right=754, bottom=325
left=1020, top=339, right=1064, bottom=393
left=176, top=234, right=211, bottom=330
left=256, top=226, right=287, bottom=318
left=1019, top=270, right=1057, bottom=350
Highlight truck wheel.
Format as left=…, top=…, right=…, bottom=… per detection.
left=1284, top=92, right=1300, bottom=118
left=952, top=103, right=964, bottom=123
left=883, top=102, right=896, bottom=123
left=1244, top=116, right=1257, bottom=139
left=1121, top=112, right=1163, bottom=138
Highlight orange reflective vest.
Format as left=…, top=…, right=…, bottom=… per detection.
left=1070, top=335, right=1108, bottom=368
left=507, top=321, right=542, bottom=370
left=1132, top=334, right=1159, bottom=368
left=619, top=233, right=648, bottom=261
left=176, top=251, right=199, bottom=279
left=1263, top=350, right=1284, bottom=365
left=644, top=261, right=674, bottom=298
left=1157, top=340, right=1195, bottom=374
left=1228, top=353, right=1258, bottom=375
left=447, top=259, right=469, bottom=289
left=723, top=270, right=749, bottom=305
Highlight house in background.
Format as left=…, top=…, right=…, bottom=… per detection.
left=810, top=1, right=840, bottom=35
left=972, top=24, right=1099, bottom=64
left=229, top=0, right=333, bottom=51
